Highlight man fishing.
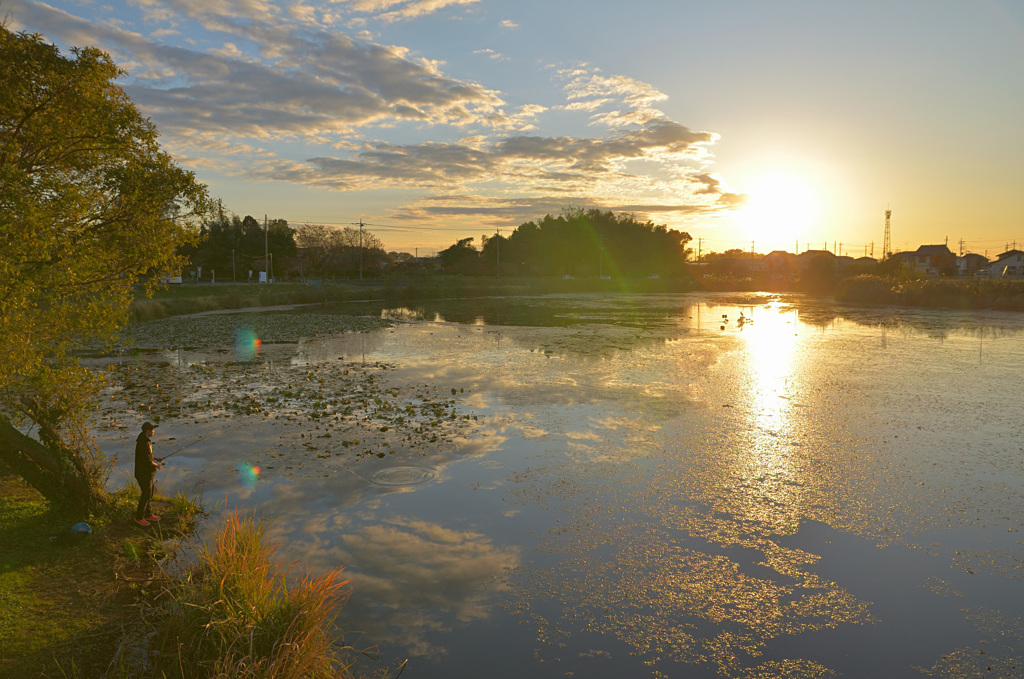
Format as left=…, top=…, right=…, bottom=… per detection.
left=134, top=421, right=164, bottom=527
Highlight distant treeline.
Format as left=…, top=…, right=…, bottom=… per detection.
left=181, top=207, right=695, bottom=281
left=438, top=208, right=693, bottom=278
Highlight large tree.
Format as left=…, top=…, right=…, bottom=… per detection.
left=294, top=223, right=385, bottom=277
left=459, top=208, right=693, bottom=278
left=0, top=26, right=212, bottom=510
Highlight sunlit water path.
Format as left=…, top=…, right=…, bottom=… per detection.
left=90, top=293, right=1024, bottom=678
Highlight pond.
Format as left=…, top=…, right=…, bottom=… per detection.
left=88, top=292, right=1024, bottom=678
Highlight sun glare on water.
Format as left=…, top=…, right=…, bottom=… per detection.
left=739, top=174, right=819, bottom=250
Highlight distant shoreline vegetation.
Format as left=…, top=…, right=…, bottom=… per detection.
left=835, top=275, right=1024, bottom=311
left=131, top=272, right=1024, bottom=321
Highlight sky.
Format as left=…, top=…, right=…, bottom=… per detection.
left=7, top=0, right=1024, bottom=257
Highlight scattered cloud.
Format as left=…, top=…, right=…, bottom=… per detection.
left=9, top=0, right=740, bottom=236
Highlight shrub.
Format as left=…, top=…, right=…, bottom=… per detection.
left=121, top=510, right=353, bottom=678
left=834, top=275, right=898, bottom=305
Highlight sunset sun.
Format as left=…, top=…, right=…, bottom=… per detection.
left=739, top=174, right=819, bottom=250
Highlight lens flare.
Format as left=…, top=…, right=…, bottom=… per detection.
left=235, top=462, right=261, bottom=487
left=235, top=328, right=261, bottom=361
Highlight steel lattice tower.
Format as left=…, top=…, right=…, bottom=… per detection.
left=882, top=208, right=892, bottom=258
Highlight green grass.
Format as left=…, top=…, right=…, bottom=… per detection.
left=0, top=475, right=372, bottom=678
left=0, top=475, right=201, bottom=678
left=132, top=282, right=334, bottom=321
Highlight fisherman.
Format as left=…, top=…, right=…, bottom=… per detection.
left=134, top=422, right=164, bottom=526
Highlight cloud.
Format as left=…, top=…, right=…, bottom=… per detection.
left=336, top=515, right=520, bottom=657
left=12, top=1, right=511, bottom=145
left=249, top=118, right=725, bottom=221
left=474, top=47, right=508, bottom=61
left=8, top=1, right=742, bottom=234
left=375, top=0, right=480, bottom=24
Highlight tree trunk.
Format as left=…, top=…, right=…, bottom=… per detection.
left=0, top=416, right=104, bottom=513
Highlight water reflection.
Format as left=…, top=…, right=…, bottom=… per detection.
left=739, top=302, right=800, bottom=434
left=87, top=293, right=1024, bottom=678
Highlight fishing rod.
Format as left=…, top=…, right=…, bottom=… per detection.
left=157, top=419, right=250, bottom=460
left=159, top=433, right=214, bottom=460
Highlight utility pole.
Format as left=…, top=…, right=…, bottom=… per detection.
left=264, top=214, right=269, bottom=284
left=358, top=219, right=364, bottom=280
left=958, top=238, right=965, bottom=257
left=882, top=207, right=892, bottom=258
left=496, top=227, right=501, bottom=276
left=697, top=238, right=702, bottom=262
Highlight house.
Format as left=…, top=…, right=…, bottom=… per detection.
left=985, top=250, right=1024, bottom=278
left=764, top=250, right=798, bottom=278
left=796, top=250, right=835, bottom=272
left=957, top=253, right=989, bottom=276
left=731, top=257, right=767, bottom=275
left=907, top=244, right=954, bottom=276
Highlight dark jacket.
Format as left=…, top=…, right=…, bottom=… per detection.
left=135, top=432, right=158, bottom=479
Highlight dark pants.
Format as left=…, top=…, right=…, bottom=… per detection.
left=135, top=474, right=155, bottom=520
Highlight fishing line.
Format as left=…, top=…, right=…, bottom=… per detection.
left=160, top=432, right=214, bottom=460
left=158, top=420, right=249, bottom=460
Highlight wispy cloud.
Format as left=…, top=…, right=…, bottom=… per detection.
left=374, top=0, right=479, bottom=24
left=474, top=47, right=508, bottom=61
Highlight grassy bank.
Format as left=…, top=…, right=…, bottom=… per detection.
left=0, top=477, right=364, bottom=678
left=131, top=274, right=702, bottom=321
left=837, top=275, right=1024, bottom=311
left=0, top=475, right=199, bottom=678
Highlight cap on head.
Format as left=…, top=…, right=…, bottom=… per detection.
left=142, top=421, right=158, bottom=432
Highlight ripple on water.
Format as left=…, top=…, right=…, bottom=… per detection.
left=370, top=466, right=438, bottom=487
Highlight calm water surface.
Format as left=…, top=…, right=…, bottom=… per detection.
left=92, top=293, right=1024, bottom=678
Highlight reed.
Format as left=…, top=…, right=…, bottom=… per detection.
left=143, top=509, right=353, bottom=678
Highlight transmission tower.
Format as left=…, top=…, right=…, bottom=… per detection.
left=882, top=207, right=892, bottom=258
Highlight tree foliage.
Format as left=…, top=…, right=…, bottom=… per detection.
left=293, top=223, right=387, bottom=277
left=440, top=208, right=693, bottom=278
left=438, top=236, right=479, bottom=273
left=184, top=209, right=296, bottom=281
left=0, top=26, right=212, bottom=509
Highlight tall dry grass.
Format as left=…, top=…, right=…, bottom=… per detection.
left=118, top=510, right=355, bottom=678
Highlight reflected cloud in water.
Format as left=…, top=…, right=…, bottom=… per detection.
left=265, top=509, right=520, bottom=661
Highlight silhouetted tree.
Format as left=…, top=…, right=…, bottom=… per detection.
left=439, top=237, right=479, bottom=274
left=440, top=208, right=692, bottom=278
